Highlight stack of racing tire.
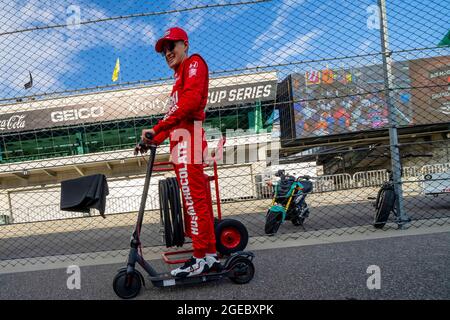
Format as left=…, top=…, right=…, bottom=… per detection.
left=158, top=176, right=249, bottom=255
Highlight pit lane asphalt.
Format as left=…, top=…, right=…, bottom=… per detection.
left=1, top=194, right=448, bottom=261
left=0, top=231, right=448, bottom=300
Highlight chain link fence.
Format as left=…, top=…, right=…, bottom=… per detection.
left=0, top=0, right=449, bottom=268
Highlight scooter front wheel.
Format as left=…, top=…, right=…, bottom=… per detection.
left=113, top=269, right=143, bottom=299
left=228, top=258, right=255, bottom=284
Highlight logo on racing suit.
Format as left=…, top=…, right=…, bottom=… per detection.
left=177, top=141, right=199, bottom=236
left=188, top=61, right=198, bottom=78
left=163, top=91, right=179, bottom=120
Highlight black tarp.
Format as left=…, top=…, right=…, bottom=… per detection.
left=60, top=174, right=109, bottom=218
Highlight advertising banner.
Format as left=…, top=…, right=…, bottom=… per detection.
left=0, top=80, right=277, bottom=134
left=409, top=56, right=450, bottom=123
left=282, top=56, right=449, bottom=140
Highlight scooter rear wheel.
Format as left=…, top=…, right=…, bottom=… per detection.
left=113, top=269, right=142, bottom=299
left=228, top=258, right=255, bottom=284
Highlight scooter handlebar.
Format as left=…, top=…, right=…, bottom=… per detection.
left=144, top=132, right=154, bottom=140
left=134, top=132, right=155, bottom=155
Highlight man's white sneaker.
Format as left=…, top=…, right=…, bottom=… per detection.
left=205, top=255, right=222, bottom=272
left=170, top=257, right=209, bottom=278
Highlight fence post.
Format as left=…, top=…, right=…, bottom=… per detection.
left=378, top=0, right=410, bottom=229
left=7, top=191, right=13, bottom=224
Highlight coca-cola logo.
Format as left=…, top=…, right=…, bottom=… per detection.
left=0, top=115, right=26, bottom=131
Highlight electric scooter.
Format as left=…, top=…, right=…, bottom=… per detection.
left=113, top=134, right=255, bottom=299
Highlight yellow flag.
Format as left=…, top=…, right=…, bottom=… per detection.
left=112, top=57, right=120, bottom=82
left=346, top=73, right=352, bottom=83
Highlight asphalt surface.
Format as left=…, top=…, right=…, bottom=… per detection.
left=0, top=231, right=448, bottom=300
left=1, top=194, right=448, bottom=261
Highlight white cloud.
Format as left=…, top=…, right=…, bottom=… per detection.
left=251, top=0, right=306, bottom=51
left=164, top=2, right=183, bottom=31
left=357, top=39, right=374, bottom=54
left=0, top=2, right=157, bottom=99
left=0, top=1, right=105, bottom=97
left=164, top=0, right=248, bottom=36
left=248, top=29, right=323, bottom=67
left=164, top=2, right=204, bottom=35
left=141, top=24, right=157, bottom=46
left=184, top=13, right=205, bottom=34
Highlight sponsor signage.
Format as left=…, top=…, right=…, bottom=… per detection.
left=0, top=80, right=277, bottom=134
left=0, top=115, right=27, bottom=131
left=207, top=81, right=276, bottom=109
left=280, top=55, right=449, bottom=141
left=409, top=56, right=450, bottom=121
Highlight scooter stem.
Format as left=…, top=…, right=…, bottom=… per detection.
left=134, top=145, right=157, bottom=239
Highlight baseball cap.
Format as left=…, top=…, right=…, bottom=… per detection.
left=155, top=27, right=188, bottom=53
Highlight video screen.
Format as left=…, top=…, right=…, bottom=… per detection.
left=287, top=56, right=449, bottom=139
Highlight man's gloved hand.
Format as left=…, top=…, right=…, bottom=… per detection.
left=133, top=141, right=149, bottom=156
left=141, top=129, right=155, bottom=144
left=134, top=129, right=156, bottom=155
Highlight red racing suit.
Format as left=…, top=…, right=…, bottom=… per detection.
left=151, top=54, right=216, bottom=258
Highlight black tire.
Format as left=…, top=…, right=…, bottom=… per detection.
left=228, top=258, right=255, bottom=284
left=291, top=202, right=309, bottom=226
left=215, top=219, right=249, bottom=256
left=264, top=210, right=283, bottom=235
left=167, top=177, right=184, bottom=247
left=374, top=188, right=395, bottom=229
left=113, top=270, right=142, bottom=299
left=159, top=179, right=172, bottom=247
left=159, top=178, right=184, bottom=247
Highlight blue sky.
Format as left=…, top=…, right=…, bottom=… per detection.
left=0, top=0, right=448, bottom=101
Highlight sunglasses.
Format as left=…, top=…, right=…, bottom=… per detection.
left=160, top=41, right=183, bottom=56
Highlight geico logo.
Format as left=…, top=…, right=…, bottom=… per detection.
left=51, top=106, right=104, bottom=122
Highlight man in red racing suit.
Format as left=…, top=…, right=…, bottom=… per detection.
left=141, top=27, right=219, bottom=278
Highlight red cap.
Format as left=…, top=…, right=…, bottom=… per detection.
left=155, top=27, right=188, bottom=53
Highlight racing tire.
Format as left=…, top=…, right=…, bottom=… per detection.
left=159, top=179, right=173, bottom=247
left=159, top=178, right=184, bottom=247
left=167, top=177, right=184, bottom=247
left=215, top=219, right=249, bottom=256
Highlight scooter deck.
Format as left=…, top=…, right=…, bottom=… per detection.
left=149, top=269, right=230, bottom=287
left=148, top=251, right=254, bottom=287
